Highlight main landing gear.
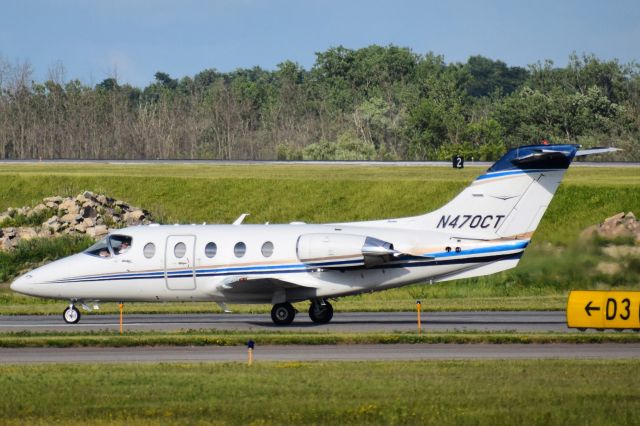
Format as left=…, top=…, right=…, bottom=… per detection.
left=63, top=303, right=81, bottom=324
left=269, top=299, right=334, bottom=325
left=309, top=299, right=333, bottom=324
left=271, top=302, right=296, bottom=325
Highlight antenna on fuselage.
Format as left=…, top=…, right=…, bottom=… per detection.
left=233, top=213, right=249, bottom=225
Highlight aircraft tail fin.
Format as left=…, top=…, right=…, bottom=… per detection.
left=415, top=144, right=581, bottom=239
left=347, top=144, right=617, bottom=240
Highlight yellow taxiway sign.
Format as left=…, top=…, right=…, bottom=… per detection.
left=567, top=291, right=640, bottom=330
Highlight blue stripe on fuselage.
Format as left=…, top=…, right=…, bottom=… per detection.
left=51, top=241, right=528, bottom=284
left=475, top=168, right=560, bottom=181
left=51, top=252, right=523, bottom=283
left=431, top=241, right=528, bottom=258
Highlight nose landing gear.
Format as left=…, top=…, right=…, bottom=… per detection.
left=63, top=303, right=81, bottom=324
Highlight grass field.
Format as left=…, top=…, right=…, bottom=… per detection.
left=1, top=164, right=638, bottom=244
left=0, top=360, right=638, bottom=425
left=1, top=163, right=638, bottom=314
left=1, top=329, right=639, bottom=348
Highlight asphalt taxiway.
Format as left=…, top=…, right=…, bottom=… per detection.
left=0, top=311, right=577, bottom=333
left=0, top=343, right=638, bottom=363
left=2, top=312, right=638, bottom=363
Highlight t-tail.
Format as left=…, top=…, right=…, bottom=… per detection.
left=417, top=144, right=581, bottom=240
left=347, top=143, right=616, bottom=281
left=403, top=143, right=616, bottom=282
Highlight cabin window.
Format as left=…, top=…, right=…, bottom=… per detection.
left=205, top=242, right=217, bottom=258
left=143, top=243, right=156, bottom=259
left=174, top=242, right=187, bottom=258
left=109, top=235, right=132, bottom=255
left=261, top=241, right=274, bottom=257
left=234, top=242, right=246, bottom=258
left=84, top=238, right=111, bottom=258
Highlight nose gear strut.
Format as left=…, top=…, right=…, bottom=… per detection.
left=63, top=302, right=81, bottom=324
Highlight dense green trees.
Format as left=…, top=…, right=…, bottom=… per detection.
left=0, top=47, right=638, bottom=160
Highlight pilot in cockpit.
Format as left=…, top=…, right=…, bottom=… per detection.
left=119, top=241, right=130, bottom=254
left=85, top=235, right=132, bottom=258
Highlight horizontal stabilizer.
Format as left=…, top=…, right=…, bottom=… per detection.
left=575, top=147, right=621, bottom=157
left=508, top=147, right=573, bottom=169
left=510, top=149, right=570, bottom=166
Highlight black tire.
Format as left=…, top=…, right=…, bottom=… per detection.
left=309, top=301, right=333, bottom=324
left=271, top=303, right=295, bottom=325
left=63, top=306, right=81, bottom=324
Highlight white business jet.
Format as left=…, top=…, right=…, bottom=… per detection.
left=10, top=144, right=614, bottom=325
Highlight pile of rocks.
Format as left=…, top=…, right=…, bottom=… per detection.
left=0, top=191, right=153, bottom=251
left=581, top=212, right=639, bottom=243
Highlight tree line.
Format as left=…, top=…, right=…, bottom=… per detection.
left=1, top=46, right=638, bottom=161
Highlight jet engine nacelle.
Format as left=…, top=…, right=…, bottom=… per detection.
left=296, top=233, right=397, bottom=268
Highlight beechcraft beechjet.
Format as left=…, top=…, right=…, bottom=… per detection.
left=10, top=144, right=615, bottom=325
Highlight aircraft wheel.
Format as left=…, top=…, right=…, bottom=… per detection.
left=63, top=305, right=81, bottom=324
left=309, top=300, right=333, bottom=324
left=271, top=303, right=295, bottom=325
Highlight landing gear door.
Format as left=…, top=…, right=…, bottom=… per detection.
left=165, top=235, right=196, bottom=290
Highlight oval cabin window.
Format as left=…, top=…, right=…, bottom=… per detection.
left=261, top=241, right=274, bottom=257
left=205, top=242, right=217, bottom=258
left=234, top=242, right=246, bottom=258
left=143, top=242, right=156, bottom=259
left=174, top=242, right=187, bottom=258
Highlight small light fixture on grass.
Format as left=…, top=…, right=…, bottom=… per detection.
left=247, top=340, right=255, bottom=365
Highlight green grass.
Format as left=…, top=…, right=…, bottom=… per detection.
left=0, top=207, right=58, bottom=228
left=0, top=235, right=93, bottom=282
left=1, top=164, right=638, bottom=245
left=0, top=329, right=639, bottom=348
left=0, top=360, right=638, bottom=425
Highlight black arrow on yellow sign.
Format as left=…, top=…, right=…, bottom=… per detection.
left=585, top=301, right=601, bottom=317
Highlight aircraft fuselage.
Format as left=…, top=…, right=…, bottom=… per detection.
left=11, top=223, right=526, bottom=304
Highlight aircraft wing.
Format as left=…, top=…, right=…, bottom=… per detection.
left=215, top=275, right=320, bottom=292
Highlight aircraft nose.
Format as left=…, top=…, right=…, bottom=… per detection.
left=10, top=274, right=32, bottom=295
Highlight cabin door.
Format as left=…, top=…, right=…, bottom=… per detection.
left=164, top=235, right=197, bottom=290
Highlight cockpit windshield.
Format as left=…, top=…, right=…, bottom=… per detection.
left=110, top=235, right=132, bottom=255
left=84, top=238, right=111, bottom=258
left=84, top=235, right=133, bottom=258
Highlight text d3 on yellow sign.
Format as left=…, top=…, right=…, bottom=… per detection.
left=567, top=291, right=640, bottom=329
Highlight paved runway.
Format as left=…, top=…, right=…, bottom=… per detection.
left=0, top=311, right=578, bottom=333
left=1, top=343, right=638, bottom=363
